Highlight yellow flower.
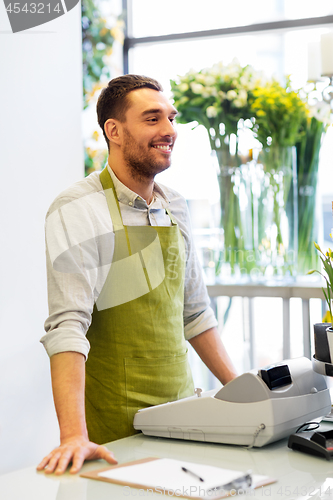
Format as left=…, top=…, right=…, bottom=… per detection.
left=111, top=25, right=124, bottom=44
left=86, top=82, right=107, bottom=103
left=323, top=310, right=332, bottom=323
left=92, top=130, right=100, bottom=141
left=86, top=147, right=97, bottom=158
left=278, top=243, right=285, bottom=256
left=314, top=241, right=321, bottom=251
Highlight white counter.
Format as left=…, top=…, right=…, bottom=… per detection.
left=2, top=426, right=333, bottom=500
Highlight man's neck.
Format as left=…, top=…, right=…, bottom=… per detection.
left=108, top=160, right=155, bottom=205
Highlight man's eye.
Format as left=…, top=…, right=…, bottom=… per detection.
left=148, top=118, right=158, bottom=122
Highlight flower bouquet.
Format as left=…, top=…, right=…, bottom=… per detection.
left=171, top=60, right=262, bottom=278
left=171, top=63, right=308, bottom=280
left=250, top=79, right=308, bottom=278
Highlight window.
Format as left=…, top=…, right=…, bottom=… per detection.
left=122, top=1, right=333, bottom=380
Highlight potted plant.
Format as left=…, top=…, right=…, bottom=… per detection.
left=309, top=241, right=333, bottom=364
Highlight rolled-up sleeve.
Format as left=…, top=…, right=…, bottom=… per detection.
left=41, top=192, right=108, bottom=359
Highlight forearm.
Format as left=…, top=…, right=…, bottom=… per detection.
left=50, top=351, right=88, bottom=441
left=38, top=350, right=117, bottom=474
left=189, top=327, right=237, bottom=385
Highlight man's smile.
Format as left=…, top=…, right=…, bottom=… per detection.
left=152, top=143, right=173, bottom=153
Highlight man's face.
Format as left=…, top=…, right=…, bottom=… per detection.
left=120, top=88, right=178, bottom=180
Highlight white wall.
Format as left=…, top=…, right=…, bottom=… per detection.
left=0, top=5, right=84, bottom=474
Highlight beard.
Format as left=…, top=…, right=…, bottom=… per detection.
left=122, top=127, right=172, bottom=181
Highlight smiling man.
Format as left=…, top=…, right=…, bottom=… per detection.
left=38, top=75, right=237, bottom=476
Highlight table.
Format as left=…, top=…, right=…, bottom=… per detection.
left=2, top=425, right=333, bottom=500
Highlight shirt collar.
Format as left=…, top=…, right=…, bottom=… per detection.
left=106, top=164, right=170, bottom=209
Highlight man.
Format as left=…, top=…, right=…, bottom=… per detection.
left=37, top=75, right=237, bottom=476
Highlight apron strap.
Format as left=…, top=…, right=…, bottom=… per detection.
left=165, top=207, right=177, bottom=226
left=100, top=167, right=132, bottom=254
left=100, top=166, right=177, bottom=234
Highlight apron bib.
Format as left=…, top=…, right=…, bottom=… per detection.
left=85, top=168, right=194, bottom=444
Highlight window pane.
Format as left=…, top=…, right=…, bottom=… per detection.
left=129, top=26, right=333, bottom=211
left=129, top=27, right=330, bottom=94
left=130, top=0, right=333, bottom=38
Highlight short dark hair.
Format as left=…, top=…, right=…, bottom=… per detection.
left=97, top=74, right=163, bottom=149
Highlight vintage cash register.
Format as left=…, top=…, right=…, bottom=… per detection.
left=133, top=357, right=331, bottom=447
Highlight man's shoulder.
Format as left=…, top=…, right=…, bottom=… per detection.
left=46, top=171, right=103, bottom=217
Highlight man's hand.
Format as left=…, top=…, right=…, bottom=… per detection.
left=37, top=435, right=117, bottom=475
left=37, top=352, right=118, bottom=475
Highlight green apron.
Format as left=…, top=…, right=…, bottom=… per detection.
left=85, top=168, right=194, bottom=444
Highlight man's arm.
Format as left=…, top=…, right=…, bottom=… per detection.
left=188, top=327, right=237, bottom=385
left=37, top=352, right=117, bottom=475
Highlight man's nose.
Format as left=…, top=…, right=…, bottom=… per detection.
left=161, top=119, right=177, bottom=137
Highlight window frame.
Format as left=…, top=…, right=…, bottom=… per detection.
left=122, top=0, right=333, bottom=74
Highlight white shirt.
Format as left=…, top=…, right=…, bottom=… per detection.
left=40, top=166, right=217, bottom=359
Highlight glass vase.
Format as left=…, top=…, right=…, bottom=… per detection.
left=207, top=127, right=259, bottom=281
left=256, top=145, right=298, bottom=279
left=216, top=163, right=257, bottom=280
left=296, top=117, right=324, bottom=276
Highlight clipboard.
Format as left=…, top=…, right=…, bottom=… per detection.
left=80, top=457, right=276, bottom=499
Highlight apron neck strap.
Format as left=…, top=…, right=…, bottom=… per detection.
left=165, top=207, right=177, bottom=226
left=99, top=167, right=124, bottom=231
left=100, top=167, right=178, bottom=228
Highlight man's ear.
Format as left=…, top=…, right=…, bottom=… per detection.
left=104, top=119, right=122, bottom=146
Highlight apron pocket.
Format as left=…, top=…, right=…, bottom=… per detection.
left=124, top=351, right=194, bottom=428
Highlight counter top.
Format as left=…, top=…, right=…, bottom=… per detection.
left=2, top=426, right=333, bottom=499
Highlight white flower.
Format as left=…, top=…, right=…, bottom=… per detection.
left=240, top=76, right=249, bottom=87
left=201, top=87, right=218, bottom=98
left=196, top=74, right=207, bottom=84
left=308, top=101, right=332, bottom=125
left=178, top=83, right=189, bottom=92
left=190, top=82, right=204, bottom=94
left=233, top=99, right=244, bottom=108
left=226, top=90, right=237, bottom=100
left=236, top=89, right=248, bottom=106
left=206, top=106, right=218, bottom=118
left=204, top=75, right=216, bottom=86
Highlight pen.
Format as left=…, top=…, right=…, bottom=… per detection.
left=181, top=466, right=204, bottom=482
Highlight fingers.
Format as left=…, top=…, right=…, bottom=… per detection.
left=37, top=440, right=118, bottom=475
left=69, top=449, right=87, bottom=475
left=94, top=445, right=118, bottom=465
left=38, top=450, right=64, bottom=475
left=36, top=454, right=51, bottom=471
left=54, top=450, right=76, bottom=475
left=37, top=446, right=78, bottom=475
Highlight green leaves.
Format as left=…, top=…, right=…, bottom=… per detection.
left=81, top=0, right=122, bottom=109
left=310, top=242, right=333, bottom=328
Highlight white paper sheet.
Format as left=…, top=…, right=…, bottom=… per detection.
left=98, top=458, right=269, bottom=499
